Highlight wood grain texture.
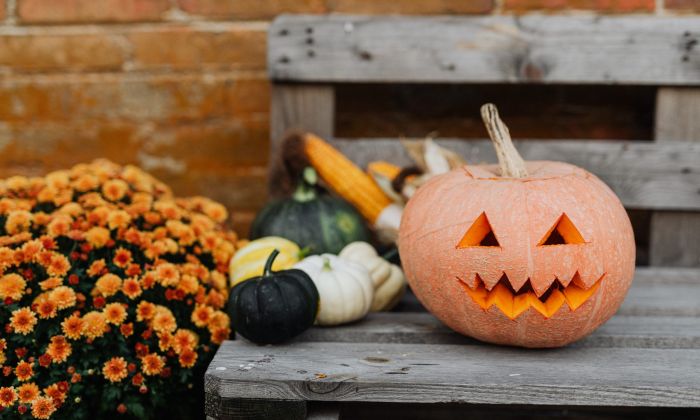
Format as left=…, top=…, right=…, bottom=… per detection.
left=269, top=15, right=700, bottom=84
left=206, top=342, right=700, bottom=407
left=295, top=313, right=700, bottom=349
left=327, top=138, right=700, bottom=211
left=650, top=88, right=700, bottom=266
left=269, top=84, right=335, bottom=195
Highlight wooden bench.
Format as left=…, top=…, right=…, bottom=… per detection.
left=206, top=15, right=700, bottom=419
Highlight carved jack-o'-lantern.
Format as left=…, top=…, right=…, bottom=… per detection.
left=398, top=104, right=635, bottom=348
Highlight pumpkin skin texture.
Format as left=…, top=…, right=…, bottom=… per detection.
left=251, top=168, right=370, bottom=255
left=399, top=104, right=635, bottom=348
left=228, top=250, right=319, bottom=344
left=294, top=254, right=374, bottom=326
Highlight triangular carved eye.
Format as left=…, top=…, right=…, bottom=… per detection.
left=538, top=213, right=585, bottom=246
left=457, top=212, right=501, bottom=248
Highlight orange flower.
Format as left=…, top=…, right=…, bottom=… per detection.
left=172, top=329, right=198, bottom=355
left=177, top=274, right=199, bottom=295
left=122, top=278, right=142, bottom=299
left=155, top=263, right=179, bottom=287
left=49, top=286, right=76, bottom=309
left=104, top=303, right=127, bottom=325
left=102, top=357, right=128, bottom=383
left=36, top=298, right=57, bottom=319
left=95, top=273, right=122, bottom=297
left=87, top=259, right=106, bottom=277
left=5, top=210, right=33, bottom=234
left=140, top=353, right=165, bottom=376
left=140, top=271, right=156, bottom=289
left=191, top=304, right=213, bottom=328
left=208, top=311, right=230, bottom=331
left=151, top=306, right=177, bottom=334
left=112, top=247, right=132, bottom=268
left=74, top=173, right=98, bottom=192
left=17, top=383, right=39, bottom=403
left=102, top=179, right=129, bottom=201
left=46, top=336, right=72, bottom=363
left=46, top=214, right=72, bottom=237
left=61, top=314, right=84, bottom=340
left=0, top=386, right=17, bottom=408
left=157, top=332, right=173, bottom=352
left=0, top=273, right=26, bottom=301
left=15, top=361, right=33, bottom=381
left=10, top=307, right=37, bottom=335
left=44, top=383, right=67, bottom=405
left=85, top=226, right=110, bottom=248
left=107, top=210, right=131, bottom=230
left=178, top=349, right=197, bottom=368
left=39, top=277, right=63, bottom=291
left=120, top=323, right=134, bottom=337
left=46, top=253, right=70, bottom=277
left=210, top=327, right=230, bottom=345
left=31, top=396, right=57, bottom=419
left=82, top=311, right=108, bottom=339
left=203, top=201, right=227, bottom=223
left=136, top=301, right=156, bottom=322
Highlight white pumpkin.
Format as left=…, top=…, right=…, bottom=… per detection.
left=339, top=242, right=407, bottom=311
left=293, top=254, right=374, bottom=326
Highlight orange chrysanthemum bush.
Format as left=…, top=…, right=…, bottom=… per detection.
left=0, top=160, right=238, bottom=419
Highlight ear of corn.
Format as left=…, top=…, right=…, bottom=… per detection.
left=367, top=161, right=401, bottom=181
left=303, top=133, right=392, bottom=223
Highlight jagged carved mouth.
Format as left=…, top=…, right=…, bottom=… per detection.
left=457, top=273, right=605, bottom=320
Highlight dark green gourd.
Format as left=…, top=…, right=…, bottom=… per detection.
left=250, top=167, right=370, bottom=255
left=227, top=249, right=319, bottom=344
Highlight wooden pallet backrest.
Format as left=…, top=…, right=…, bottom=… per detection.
left=268, top=15, right=700, bottom=267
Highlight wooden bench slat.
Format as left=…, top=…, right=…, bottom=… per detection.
left=269, top=15, right=700, bottom=85
left=206, top=342, right=700, bottom=407
left=296, top=314, right=700, bottom=349
left=328, top=138, right=700, bottom=211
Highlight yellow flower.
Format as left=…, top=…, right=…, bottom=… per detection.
left=61, top=314, right=84, bottom=340
left=152, top=306, right=177, bottom=334
left=82, top=311, right=108, bottom=339
left=46, top=335, right=72, bottom=363
left=49, top=286, right=76, bottom=309
left=140, top=353, right=165, bottom=376
left=5, top=210, right=33, bottom=234
left=17, top=383, right=39, bottom=403
left=15, top=360, right=33, bottom=381
left=104, top=303, right=127, bottom=325
left=102, top=357, right=128, bottom=383
left=85, top=226, right=110, bottom=248
left=107, top=210, right=131, bottom=230
left=31, top=396, right=57, bottom=419
left=10, top=307, right=37, bottom=335
left=74, top=173, right=99, bottom=192
left=46, top=214, right=72, bottom=237
left=95, top=273, right=122, bottom=297
left=177, top=274, right=199, bottom=295
left=102, top=179, right=129, bottom=202
left=0, top=273, right=26, bottom=301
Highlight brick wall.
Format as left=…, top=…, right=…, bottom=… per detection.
left=0, top=0, right=697, bottom=234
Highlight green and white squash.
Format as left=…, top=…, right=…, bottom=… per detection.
left=251, top=167, right=370, bottom=255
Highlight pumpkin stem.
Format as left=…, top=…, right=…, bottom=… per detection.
left=293, top=167, right=318, bottom=202
left=321, top=256, right=332, bottom=271
left=263, top=249, right=280, bottom=277
left=480, top=103, right=528, bottom=178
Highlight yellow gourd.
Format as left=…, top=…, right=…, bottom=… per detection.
left=229, top=237, right=301, bottom=287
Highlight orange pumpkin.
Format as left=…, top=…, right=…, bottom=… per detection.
left=398, top=104, right=635, bottom=348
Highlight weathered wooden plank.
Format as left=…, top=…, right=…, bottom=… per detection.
left=206, top=342, right=700, bottom=407
left=296, top=313, right=700, bottom=349
left=327, top=138, right=700, bottom=211
left=269, top=15, right=700, bottom=84
left=651, top=88, right=700, bottom=266
left=269, top=84, right=334, bottom=196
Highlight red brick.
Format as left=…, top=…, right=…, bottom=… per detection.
left=503, top=0, right=654, bottom=12
left=17, top=0, right=171, bottom=23
left=665, top=0, right=700, bottom=12
left=0, top=1, right=5, bottom=20
left=177, top=0, right=327, bottom=20
left=127, top=25, right=267, bottom=70
left=0, top=73, right=270, bottom=123
left=0, top=33, right=126, bottom=72
left=330, top=0, right=493, bottom=14
left=0, top=121, right=269, bottom=212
